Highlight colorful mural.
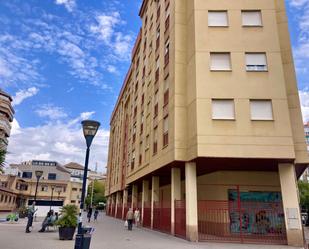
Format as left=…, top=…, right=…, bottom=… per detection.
left=228, top=190, right=285, bottom=235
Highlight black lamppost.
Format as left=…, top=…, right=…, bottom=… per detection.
left=49, top=186, right=55, bottom=211
left=34, top=170, right=43, bottom=202
left=75, top=120, right=100, bottom=249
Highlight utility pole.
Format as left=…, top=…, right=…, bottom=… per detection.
left=90, top=178, right=95, bottom=208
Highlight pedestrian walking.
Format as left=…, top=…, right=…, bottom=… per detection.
left=25, top=202, right=37, bottom=233
left=94, top=208, right=99, bottom=222
left=87, top=207, right=93, bottom=222
left=126, top=208, right=134, bottom=231
left=134, top=208, right=140, bottom=227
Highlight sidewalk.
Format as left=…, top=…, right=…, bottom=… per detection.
left=0, top=213, right=304, bottom=249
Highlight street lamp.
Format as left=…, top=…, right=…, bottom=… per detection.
left=49, top=186, right=55, bottom=211
left=75, top=120, right=100, bottom=249
left=34, top=170, right=43, bottom=202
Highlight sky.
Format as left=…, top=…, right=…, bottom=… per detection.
left=0, top=0, right=308, bottom=172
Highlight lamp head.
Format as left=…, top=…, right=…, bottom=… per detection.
left=81, top=120, right=100, bottom=148
left=35, top=170, right=43, bottom=179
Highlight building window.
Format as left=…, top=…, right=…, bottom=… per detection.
left=245, top=53, right=267, bottom=71
left=154, top=92, right=159, bottom=117
left=212, top=99, right=235, bottom=120
left=22, top=172, right=32, bottom=179
left=155, top=57, right=160, bottom=82
left=145, top=135, right=150, bottom=150
left=163, top=116, right=169, bottom=147
left=156, top=26, right=160, bottom=50
left=164, top=39, right=170, bottom=66
left=20, top=184, right=28, bottom=191
left=165, top=5, right=170, bottom=30
left=208, top=11, right=228, bottom=27
left=133, top=124, right=136, bottom=142
left=41, top=186, right=48, bottom=192
left=131, top=150, right=135, bottom=170
left=242, top=10, right=262, bottom=26
left=139, top=142, right=143, bottom=166
left=140, top=113, right=144, bottom=134
left=250, top=100, right=273, bottom=120
left=48, top=173, right=57, bottom=180
left=157, top=5, right=161, bottom=21
left=163, top=79, right=169, bottom=106
left=72, top=188, right=77, bottom=191
left=153, top=127, right=158, bottom=155
left=210, top=53, right=231, bottom=71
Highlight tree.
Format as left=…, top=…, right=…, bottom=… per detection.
left=85, top=180, right=106, bottom=207
left=298, top=181, right=309, bottom=211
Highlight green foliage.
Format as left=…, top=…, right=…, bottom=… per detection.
left=55, top=205, right=78, bottom=228
left=17, top=206, right=28, bottom=218
left=298, top=181, right=309, bottom=211
left=85, top=180, right=106, bottom=207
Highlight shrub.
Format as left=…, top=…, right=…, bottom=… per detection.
left=56, top=205, right=78, bottom=228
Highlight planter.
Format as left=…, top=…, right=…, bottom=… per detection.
left=58, top=227, right=76, bottom=240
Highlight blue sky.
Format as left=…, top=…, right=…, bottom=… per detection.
left=0, top=0, right=308, bottom=171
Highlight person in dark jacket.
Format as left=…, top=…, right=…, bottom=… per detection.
left=25, top=202, right=37, bottom=233
left=87, top=207, right=93, bottom=222
left=94, top=209, right=99, bottom=222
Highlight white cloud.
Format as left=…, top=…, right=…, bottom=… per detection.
left=80, top=111, right=95, bottom=120
left=35, top=104, right=67, bottom=120
left=290, top=0, right=308, bottom=7
left=6, top=115, right=109, bottom=172
left=299, top=89, right=309, bottom=122
left=12, top=87, right=39, bottom=106
left=90, top=12, right=134, bottom=60
left=107, top=65, right=117, bottom=73
left=55, top=0, right=76, bottom=12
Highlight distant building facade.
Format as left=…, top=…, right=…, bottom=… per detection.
left=0, top=160, right=84, bottom=215
left=0, top=89, right=14, bottom=151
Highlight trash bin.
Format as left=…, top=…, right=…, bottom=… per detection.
left=74, top=227, right=94, bottom=249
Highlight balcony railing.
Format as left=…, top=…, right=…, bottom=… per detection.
left=0, top=119, right=11, bottom=136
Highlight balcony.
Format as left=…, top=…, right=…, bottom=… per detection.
left=0, top=119, right=11, bottom=137
left=0, top=102, right=14, bottom=121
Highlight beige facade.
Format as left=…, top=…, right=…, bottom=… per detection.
left=0, top=89, right=14, bottom=151
left=106, top=0, right=308, bottom=246
left=0, top=160, right=83, bottom=214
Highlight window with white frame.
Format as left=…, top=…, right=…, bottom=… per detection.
left=246, top=53, right=267, bottom=71
left=212, top=99, right=235, bottom=120
left=210, top=53, right=231, bottom=71
left=208, top=11, right=228, bottom=27
left=242, top=10, right=262, bottom=26
left=250, top=100, right=273, bottom=120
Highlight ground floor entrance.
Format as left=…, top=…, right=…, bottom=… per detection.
left=106, top=160, right=304, bottom=247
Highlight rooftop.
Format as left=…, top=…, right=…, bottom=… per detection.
left=64, top=162, right=84, bottom=170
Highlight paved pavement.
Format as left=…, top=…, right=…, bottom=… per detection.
left=0, top=212, right=305, bottom=249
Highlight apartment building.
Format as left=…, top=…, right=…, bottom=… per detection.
left=0, top=89, right=14, bottom=151
left=105, top=0, right=309, bottom=246
left=0, top=160, right=83, bottom=216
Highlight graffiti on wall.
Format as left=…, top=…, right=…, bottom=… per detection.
left=228, top=190, right=285, bottom=235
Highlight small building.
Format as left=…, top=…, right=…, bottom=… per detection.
left=0, top=160, right=84, bottom=216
